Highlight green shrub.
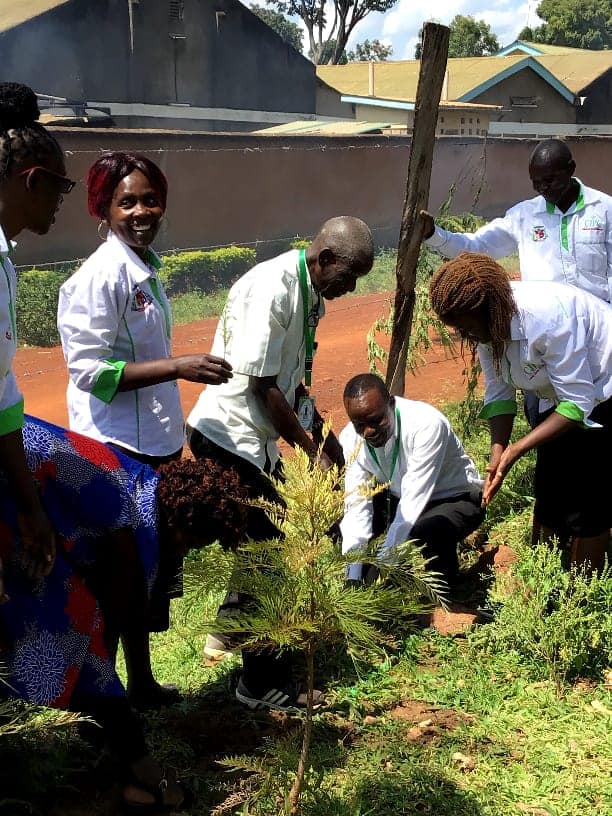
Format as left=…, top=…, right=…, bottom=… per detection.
left=471, top=517, right=612, bottom=691
left=16, top=268, right=71, bottom=347
left=159, top=246, right=255, bottom=296
left=289, top=237, right=310, bottom=250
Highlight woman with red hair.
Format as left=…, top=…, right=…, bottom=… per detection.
left=57, top=152, right=232, bottom=708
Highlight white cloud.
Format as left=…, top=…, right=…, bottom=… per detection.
left=261, top=0, right=543, bottom=62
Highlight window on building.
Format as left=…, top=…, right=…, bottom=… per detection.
left=477, top=118, right=480, bottom=124
left=460, top=128, right=464, bottom=134
left=440, top=116, right=445, bottom=122
left=468, top=128, right=472, bottom=135
left=169, top=0, right=184, bottom=21
left=469, top=118, right=472, bottom=123
left=510, top=96, right=538, bottom=108
left=461, top=117, right=465, bottom=124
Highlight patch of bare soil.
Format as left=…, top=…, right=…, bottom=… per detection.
left=425, top=542, right=519, bottom=637
left=388, top=700, right=466, bottom=744
left=429, top=606, right=480, bottom=636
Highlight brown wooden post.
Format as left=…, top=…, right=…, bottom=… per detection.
left=385, top=22, right=450, bottom=396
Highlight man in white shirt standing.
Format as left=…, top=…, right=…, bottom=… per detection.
left=421, top=139, right=612, bottom=303
left=187, top=216, right=374, bottom=710
left=421, top=138, right=612, bottom=427
left=340, top=373, right=484, bottom=588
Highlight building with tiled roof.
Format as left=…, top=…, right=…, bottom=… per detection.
left=317, top=43, right=612, bottom=130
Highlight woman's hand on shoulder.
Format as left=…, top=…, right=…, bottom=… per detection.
left=174, top=354, right=233, bottom=385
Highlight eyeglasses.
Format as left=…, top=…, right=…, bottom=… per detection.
left=19, top=165, right=76, bottom=195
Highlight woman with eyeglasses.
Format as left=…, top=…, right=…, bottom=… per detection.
left=0, top=82, right=75, bottom=594
left=57, top=152, right=232, bottom=709
left=429, top=252, right=612, bottom=573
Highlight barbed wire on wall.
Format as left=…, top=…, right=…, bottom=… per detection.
left=14, top=223, right=398, bottom=271
left=61, top=141, right=413, bottom=157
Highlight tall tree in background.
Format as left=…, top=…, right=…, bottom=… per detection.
left=267, top=0, right=398, bottom=64
left=347, top=38, right=393, bottom=61
left=415, top=15, right=499, bottom=58
left=518, top=0, right=611, bottom=50
left=250, top=3, right=304, bottom=51
left=309, top=38, right=348, bottom=63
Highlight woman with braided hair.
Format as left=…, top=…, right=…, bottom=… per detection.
left=430, top=251, right=612, bottom=572
left=0, top=82, right=75, bottom=599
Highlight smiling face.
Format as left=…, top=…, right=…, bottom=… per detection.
left=345, top=388, right=395, bottom=449
left=106, top=169, right=164, bottom=257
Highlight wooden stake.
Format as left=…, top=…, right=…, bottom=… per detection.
left=386, top=22, right=450, bottom=396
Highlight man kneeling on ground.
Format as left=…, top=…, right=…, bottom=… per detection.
left=340, top=374, right=485, bottom=588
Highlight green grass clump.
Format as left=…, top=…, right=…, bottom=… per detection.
left=471, top=520, right=612, bottom=692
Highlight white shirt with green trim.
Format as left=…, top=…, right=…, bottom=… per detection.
left=58, top=232, right=183, bottom=457
left=187, top=250, right=324, bottom=471
left=339, top=397, right=482, bottom=579
left=0, top=227, right=23, bottom=435
left=425, top=181, right=612, bottom=302
left=479, top=281, right=612, bottom=425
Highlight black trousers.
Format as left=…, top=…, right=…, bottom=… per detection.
left=372, top=488, right=484, bottom=584
left=187, top=426, right=290, bottom=694
left=534, top=398, right=612, bottom=538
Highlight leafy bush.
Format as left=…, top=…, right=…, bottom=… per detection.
left=16, top=268, right=71, bottom=347
left=471, top=515, right=612, bottom=691
left=159, top=246, right=255, bottom=296
left=289, top=237, right=310, bottom=250
left=15, top=246, right=255, bottom=346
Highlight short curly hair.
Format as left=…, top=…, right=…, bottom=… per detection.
left=87, top=151, right=167, bottom=220
left=156, top=458, right=249, bottom=549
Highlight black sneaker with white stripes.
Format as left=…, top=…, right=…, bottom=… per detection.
left=235, top=676, right=322, bottom=713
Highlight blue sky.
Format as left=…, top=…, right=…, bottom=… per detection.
left=251, top=1, right=544, bottom=61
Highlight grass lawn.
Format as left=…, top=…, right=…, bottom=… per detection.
left=4, top=506, right=610, bottom=816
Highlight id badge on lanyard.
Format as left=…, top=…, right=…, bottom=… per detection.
left=367, top=408, right=402, bottom=531
left=297, top=249, right=319, bottom=431
left=298, top=394, right=316, bottom=431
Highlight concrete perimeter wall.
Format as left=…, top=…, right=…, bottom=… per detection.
left=14, top=130, right=612, bottom=267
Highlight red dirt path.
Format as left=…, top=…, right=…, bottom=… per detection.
left=16, top=291, right=467, bottom=429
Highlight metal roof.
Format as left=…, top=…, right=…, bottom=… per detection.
left=0, top=1, right=71, bottom=34
left=253, top=120, right=392, bottom=135
left=318, top=50, right=612, bottom=104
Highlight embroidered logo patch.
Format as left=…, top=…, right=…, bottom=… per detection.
left=522, top=362, right=543, bottom=380
left=581, top=215, right=603, bottom=232
left=532, top=225, right=547, bottom=241
left=131, top=284, right=153, bottom=312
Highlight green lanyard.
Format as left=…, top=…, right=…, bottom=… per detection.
left=366, top=408, right=402, bottom=529
left=298, top=249, right=318, bottom=387
left=0, top=254, right=16, bottom=342
left=149, top=276, right=171, bottom=340
left=145, top=249, right=171, bottom=340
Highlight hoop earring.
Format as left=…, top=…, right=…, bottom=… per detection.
left=97, top=221, right=109, bottom=241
